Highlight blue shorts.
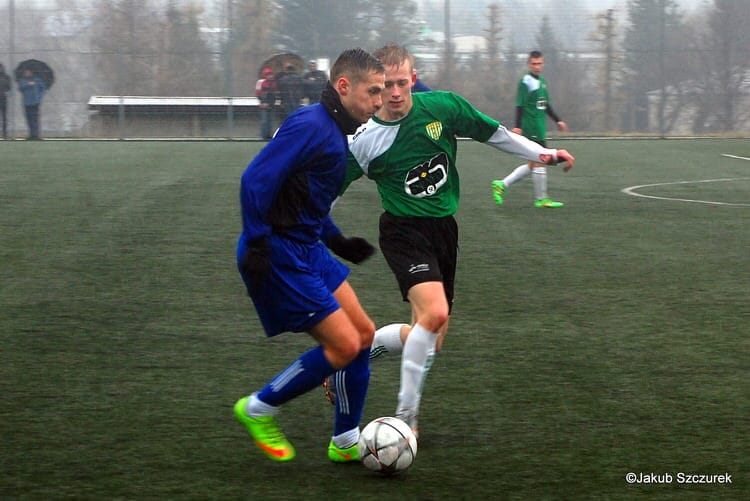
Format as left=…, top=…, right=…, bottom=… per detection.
left=237, top=233, right=349, bottom=337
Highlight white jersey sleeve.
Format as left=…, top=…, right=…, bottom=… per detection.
left=485, top=125, right=557, bottom=164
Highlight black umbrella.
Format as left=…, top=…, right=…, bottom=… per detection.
left=258, top=53, right=305, bottom=77
left=14, top=59, right=55, bottom=89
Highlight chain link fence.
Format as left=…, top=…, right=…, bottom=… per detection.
left=2, top=0, right=748, bottom=139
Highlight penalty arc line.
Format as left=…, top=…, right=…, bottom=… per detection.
left=621, top=177, right=750, bottom=207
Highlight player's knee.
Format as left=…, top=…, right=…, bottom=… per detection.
left=420, top=306, right=449, bottom=333
left=329, top=336, right=363, bottom=368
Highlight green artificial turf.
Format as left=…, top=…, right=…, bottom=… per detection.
left=1, top=139, right=747, bottom=500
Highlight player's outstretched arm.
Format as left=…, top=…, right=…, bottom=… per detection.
left=486, top=125, right=574, bottom=168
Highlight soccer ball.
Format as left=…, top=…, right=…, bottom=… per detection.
left=358, top=416, right=417, bottom=474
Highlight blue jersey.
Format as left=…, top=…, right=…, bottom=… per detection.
left=238, top=103, right=350, bottom=336
left=239, top=104, right=343, bottom=245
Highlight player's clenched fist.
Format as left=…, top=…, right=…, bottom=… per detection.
left=539, top=149, right=575, bottom=171
left=556, top=149, right=575, bottom=172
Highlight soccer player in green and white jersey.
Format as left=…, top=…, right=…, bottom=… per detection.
left=492, top=50, right=570, bottom=208
left=324, top=44, right=574, bottom=437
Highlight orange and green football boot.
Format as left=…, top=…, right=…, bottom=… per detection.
left=327, top=440, right=360, bottom=463
left=234, top=397, right=295, bottom=462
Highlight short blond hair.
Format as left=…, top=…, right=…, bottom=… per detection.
left=373, top=44, right=414, bottom=72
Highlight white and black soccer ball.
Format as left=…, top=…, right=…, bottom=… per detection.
left=358, top=416, right=417, bottom=474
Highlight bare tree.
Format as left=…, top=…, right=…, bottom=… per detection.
left=590, top=8, right=618, bottom=131
left=91, top=0, right=162, bottom=94
left=91, top=0, right=221, bottom=96
left=160, top=3, right=221, bottom=96
left=227, top=0, right=278, bottom=96
left=274, top=0, right=371, bottom=60
left=700, top=0, right=750, bottom=131
left=484, top=3, right=502, bottom=67
left=368, top=0, right=421, bottom=48
left=621, top=0, right=689, bottom=133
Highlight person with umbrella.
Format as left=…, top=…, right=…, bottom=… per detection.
left=18, top=68, right=47, bottom=140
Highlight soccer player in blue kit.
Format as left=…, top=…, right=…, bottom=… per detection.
left=233, top=48, right=385, bottom=463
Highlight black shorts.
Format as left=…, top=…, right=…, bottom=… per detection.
left=378, top=212, right=458, bottom=310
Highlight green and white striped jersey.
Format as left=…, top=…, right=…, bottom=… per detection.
left=344, top=91, right=499, bottom=218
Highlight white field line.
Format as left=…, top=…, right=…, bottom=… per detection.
left=721, top=154, right=750, bottom=161
left=621, top=177, right=750, bottom=207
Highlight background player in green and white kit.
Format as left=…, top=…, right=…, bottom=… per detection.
left=327, top=44, right=575, bottom=437
left=492, top=50, right=571, bottom=208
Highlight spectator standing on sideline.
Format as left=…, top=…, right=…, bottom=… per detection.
left=326, top=44, right=574, bottom=438
left=277, top=63, right=304, bottom=120
left=233, top=48, right=385, bottom=463
left=492, top=50, right=570, bottom=208
left=255, top=67, right=277, bottom=140
left=303, top=60, right=327, bottom=104
left=18, top=68, right=47, bottom=140
left=0, top=64, right=10, bottom=139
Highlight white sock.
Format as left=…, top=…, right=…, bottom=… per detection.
left=332, top=427, right=360, bottom=449
left=503, top=163, right=531, bottom=187
left=397, top=323, right=437, bottom=413
left=371, top=323, right=408, bottom=359
left=532, top=166, right=548, bottom=200
left=246, top=392, right=278, bottom=417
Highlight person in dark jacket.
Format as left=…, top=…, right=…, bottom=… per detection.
left=277, top=63, right=304, bottom=120
left=233, top=48, right=385, bottom=463
left=303, top=60, right=327, bottom=104
left=0, top=64, right=13, bottom=139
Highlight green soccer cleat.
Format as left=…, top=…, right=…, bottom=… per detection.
left=534, top=197, right=564, bottom=208
left=491, top=180, right=506, bottom=206
left=327, top=440, right=360, bottom=463
left=234, top=397, right=296, bottom=462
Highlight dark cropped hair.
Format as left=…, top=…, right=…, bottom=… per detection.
left=528, top=50, right=543, bottom=60
left=330, top=48, right=384, bottom=85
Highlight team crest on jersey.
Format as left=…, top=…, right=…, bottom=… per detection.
left=425, top=121, right=443, bottom=141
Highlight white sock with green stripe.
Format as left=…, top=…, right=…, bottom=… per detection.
left=370, top=323, right=408, bottom=359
